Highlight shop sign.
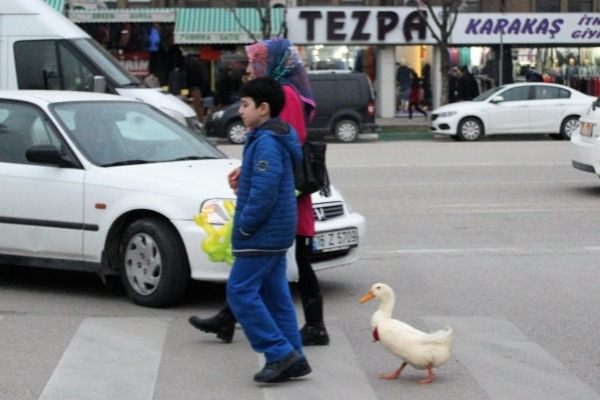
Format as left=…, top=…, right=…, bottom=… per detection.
left=287, top=7, right=439, bottom=45
left=175, top=32, right=257, bottom=44
left=287, top=8, right=600, bottom=45
left=112, top=50, right=150, bottom=78
left=68, top=9, right=175, bottom=23
left=452, top=13, right=600, bottom=44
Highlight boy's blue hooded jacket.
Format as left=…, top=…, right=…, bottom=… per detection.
left=232, top=117, right=302, bottom=257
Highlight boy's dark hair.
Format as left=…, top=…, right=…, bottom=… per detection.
left=239, top=77, right=285, bottom=117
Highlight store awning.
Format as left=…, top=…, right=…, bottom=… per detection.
left=174, top=8, right=284, bottom=44
left=68, top=8, right=176, bottom=23
left=45, top=0, right=65, bottom=14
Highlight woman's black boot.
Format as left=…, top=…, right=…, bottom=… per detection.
left=300, top=294, right=329, bottom=346
left=188, top=307, right=236, bottom=343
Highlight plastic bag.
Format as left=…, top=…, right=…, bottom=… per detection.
left=194, top=200, right=235, bottom=265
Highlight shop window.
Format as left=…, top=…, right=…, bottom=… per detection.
left=535, top=0, right=561, bottom=11
left=568, top=0, right=592, bottom=11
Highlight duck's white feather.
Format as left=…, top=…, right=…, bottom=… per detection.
left=365, top=283, right=454, bottom=370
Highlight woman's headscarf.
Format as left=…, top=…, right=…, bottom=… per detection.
left=246, top=38, right=316, bottom=119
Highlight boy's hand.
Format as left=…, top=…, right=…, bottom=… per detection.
left=228, top=167, right=241, bottom=192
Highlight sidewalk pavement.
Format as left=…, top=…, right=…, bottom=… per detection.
left=360, top=110, right=432, bottom=141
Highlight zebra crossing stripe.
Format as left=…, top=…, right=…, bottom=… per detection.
left=38, top=317, right=170, bottom=400
left=423, top=317, right=600, bottom=400
left=263, top=324, right=379, bottom=400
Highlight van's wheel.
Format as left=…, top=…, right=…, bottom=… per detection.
left=334, top=119, right=359, bottom=143
left=457, top=117, right=483, bottom=141
left=559, top=116, right=580, bottom=140
left=226, top=120, right=247, bottom=144
left=119, top=217, right=189, bottom=307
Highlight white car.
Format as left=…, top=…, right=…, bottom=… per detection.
left=431, top=82, right=596, bottom=141
left=571, top=98, right=600, bottom=176
left=0, top=91, right=365, bottom=307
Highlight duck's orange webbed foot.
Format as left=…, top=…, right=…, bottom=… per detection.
left=418, top=365, right=435, bottom=384
left=379, top=362, right=407, bottom=380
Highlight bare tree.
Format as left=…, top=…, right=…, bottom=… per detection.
left=417, top=0, right=461, bottom=106
left=226, top=0, right=289, bottom=43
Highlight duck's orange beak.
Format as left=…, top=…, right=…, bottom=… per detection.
left=359, top=290, right=375, bottom=303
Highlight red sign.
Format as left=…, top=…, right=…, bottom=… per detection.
left=112, top=50, right=150, bottom=78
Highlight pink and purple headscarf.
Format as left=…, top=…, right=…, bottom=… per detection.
left=246, top=38, right=316, bottom=120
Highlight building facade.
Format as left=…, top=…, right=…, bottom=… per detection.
left=64, top=0, right=600, bottom=118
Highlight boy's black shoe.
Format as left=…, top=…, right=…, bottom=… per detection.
left=254, top=351, right=311, bottom=383
left=188, top=309, right=236, bottom=343
left=284, top=356, right=312, bottom=379
left=300, top=323, right=330, bottom=346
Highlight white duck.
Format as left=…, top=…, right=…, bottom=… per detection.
left=359, top=282, right=454, bottom=384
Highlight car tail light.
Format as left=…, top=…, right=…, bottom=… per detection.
left=367, top=100, right=375, bottom=116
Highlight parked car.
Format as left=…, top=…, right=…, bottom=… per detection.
left=570, top=97, right=600, bottom=175
left=0, top=91, right=365, bottom=307
left=204, top=71, right=378, bottom=144
left=431, top=82, right=596, bottom=141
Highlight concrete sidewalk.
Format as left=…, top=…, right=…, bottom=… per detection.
left=366, top=111, right=432, bottom=140
left=377, top=111, right=429, bottom=127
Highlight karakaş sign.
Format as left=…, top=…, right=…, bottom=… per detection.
left=286, top=7, right=600, bottom=46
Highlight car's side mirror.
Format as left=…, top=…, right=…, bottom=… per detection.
left=490, top=96, right=504, bottom=104
left=93, top=75, right=107, bottom=93
left=26, top=145, right=66, bottom=166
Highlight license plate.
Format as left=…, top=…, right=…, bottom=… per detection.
left=313, top=228, right=358, bottom=253
left=581, top=122, right=593, bottom=137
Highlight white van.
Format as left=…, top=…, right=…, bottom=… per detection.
left=0, top=0, right=201, bottom=133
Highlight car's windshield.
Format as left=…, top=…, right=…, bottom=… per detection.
left=473, top=85, right=506, bottom=101
left=71, top=39, right=141, bottom=88
left=51, top=101, right=225, bottom=166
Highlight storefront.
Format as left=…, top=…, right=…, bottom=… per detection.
left=68, top=8, right=176, bottom=81
left=286, top=8, right=600, bottom=117
left=45, top=0, right=65, bottom=13
left=450, top=12, right=600, bottom=96
left=173, top=7, right=287, bottom=108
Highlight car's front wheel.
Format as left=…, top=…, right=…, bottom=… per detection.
left=119, top=217, right=189, bottom=307
left=226, top=120, right=247, bottom=144
left=457, top=117, right=483, bottom=141
left=334, top=119, right=360, bottom=142
left=559, top=115, right=580, bottom=140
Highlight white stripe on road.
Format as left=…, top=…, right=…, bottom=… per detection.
left=423, top=317, right=600, bottom=400
left=364, top=246, right=600, bottom=258
left=263, top=324, right=378, bottom=400
left=39, top=317, right=170, bottom=400
left=329, top=162, right=569, bottom=168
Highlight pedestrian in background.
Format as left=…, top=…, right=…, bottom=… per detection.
left=408, top=71, right=427, bottom=119
left=396, top=61, right=412, bottom=113
left=457, top=65, right=480, bottom=101
left=189, top=37, right=330, bottom=347
left=448, top=66, right=461, bottom=103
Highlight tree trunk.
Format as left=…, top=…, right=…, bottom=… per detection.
left=439, top=43, right=451, bottom=106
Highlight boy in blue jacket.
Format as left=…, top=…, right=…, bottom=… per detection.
left=226, top=77, right=310, bottom=383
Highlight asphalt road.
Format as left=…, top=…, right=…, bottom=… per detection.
left=1, top=137, right=599, bottom=400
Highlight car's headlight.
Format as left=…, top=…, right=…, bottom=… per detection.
left=211, top=110, right=225, bottom=120
left=437, top=111, right=457, bottom=118
left=200, top=199, right=236, bottom=225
